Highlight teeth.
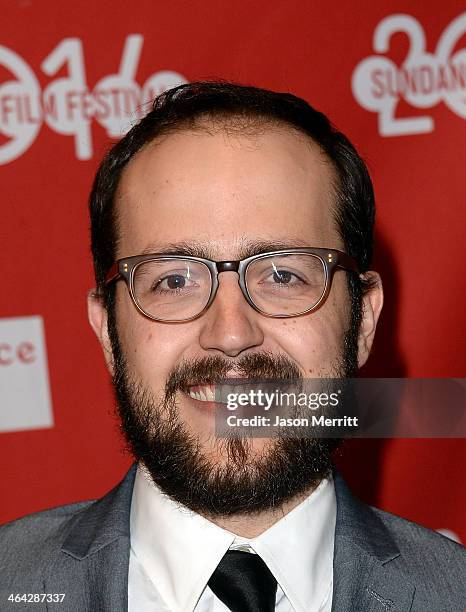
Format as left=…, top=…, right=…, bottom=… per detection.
left=187, top=378, right=258, bottom=403
left=187, top=383, right=250, bottom=403
left=188, top=385, right=216, bottom=402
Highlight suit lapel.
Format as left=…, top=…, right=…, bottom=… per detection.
left=332, top=471, right=416, bottom=612
left=44, top=464, right=137, bottom=612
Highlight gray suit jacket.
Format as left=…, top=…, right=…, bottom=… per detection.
left=1, top=464, right=464, bottom=611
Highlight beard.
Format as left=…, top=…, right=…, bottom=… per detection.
left=108, top=306, right=359, bottom=517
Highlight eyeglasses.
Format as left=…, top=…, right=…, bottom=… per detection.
left=104, top=248, right=359, bottom=323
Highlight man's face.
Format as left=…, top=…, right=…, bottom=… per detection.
left=89, top=124, right=382, bottom=515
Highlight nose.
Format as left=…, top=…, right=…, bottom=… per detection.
left=198, top=272, right=265, bottom=357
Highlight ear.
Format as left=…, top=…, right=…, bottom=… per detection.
left=87, top=289, right=115, bottom=376
left=357, top=272, right=383, bottom=368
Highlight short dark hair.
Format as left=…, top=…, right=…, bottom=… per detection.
left=89, top=81, right=376, bottom=314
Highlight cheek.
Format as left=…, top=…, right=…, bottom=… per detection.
left=114, top=290, right=193, bottom=390
left=270, top=277, right=351, bottom=374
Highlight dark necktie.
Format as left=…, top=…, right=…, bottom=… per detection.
left=207, top=549, right=278, bottom=612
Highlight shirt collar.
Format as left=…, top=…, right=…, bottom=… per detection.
left=130, top=463, right=336, bottom=612
left=246, top=476, right=336, bottom=612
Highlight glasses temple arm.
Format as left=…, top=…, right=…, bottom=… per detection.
left=104, top=263, right=121, bottom=285
left=336, top=252, right=360, bottom=274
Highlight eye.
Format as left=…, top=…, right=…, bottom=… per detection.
left=159, top=274, right=188, bottom=290
left=272, top=270, right=295, bottom=284
left=260, top=268, right=305, bottom=287
left=152, top=272, right=199, bottom=293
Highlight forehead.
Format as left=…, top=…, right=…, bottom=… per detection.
left=115, top=126, right=341, bottom=259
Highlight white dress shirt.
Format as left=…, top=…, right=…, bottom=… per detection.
left=129, top=464, right=336, bottom=612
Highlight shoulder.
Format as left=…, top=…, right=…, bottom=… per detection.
left=0, top=465, right=137, bottom=597
left=333, top=471, right=465, bottom=609
left=370, top=504, right=465, bottom=586
left=372, top=503, right=464, bottom=557
left=0, top=500, right=95, bottom=587
left=0, top=499, right=95, bottom=544
left=334, top=470, right=465, bottom=567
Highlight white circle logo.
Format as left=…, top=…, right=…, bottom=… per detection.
left=0, top=34, right=187, bottom=164
left=352, top=13, right=466, bottom=136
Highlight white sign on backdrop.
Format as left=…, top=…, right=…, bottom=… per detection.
left=352, top=13, right=466, bottom=136
left=0, top=315, right=53, bottom=433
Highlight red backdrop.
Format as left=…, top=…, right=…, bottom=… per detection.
left=1, top=1, right=465, bottom=543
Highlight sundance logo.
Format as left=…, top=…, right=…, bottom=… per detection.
left=0, top=316, right=53, bottom=433
left=0, top=34, right=187, bottom=164
left=352, top=13, right=466, bottom=136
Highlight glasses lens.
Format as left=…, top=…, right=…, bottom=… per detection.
left=132, top=259, right=212, bottom=321
left=246, top=254, right=326, bottom=316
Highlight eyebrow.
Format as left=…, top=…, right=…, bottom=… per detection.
left=139, top=238, right=312, bottom=260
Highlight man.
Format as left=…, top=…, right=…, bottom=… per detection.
left=1, top=82, right=464, bottom=611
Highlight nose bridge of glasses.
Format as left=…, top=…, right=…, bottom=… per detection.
left=216, top=261, right=240, bottom=274
left=211, top=261, right=249, bottom=307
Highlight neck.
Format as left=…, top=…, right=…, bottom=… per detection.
left=201, top=483, right=320, bottom=538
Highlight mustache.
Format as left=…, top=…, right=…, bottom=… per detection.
left=165, top=352, right=302, bottom=397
